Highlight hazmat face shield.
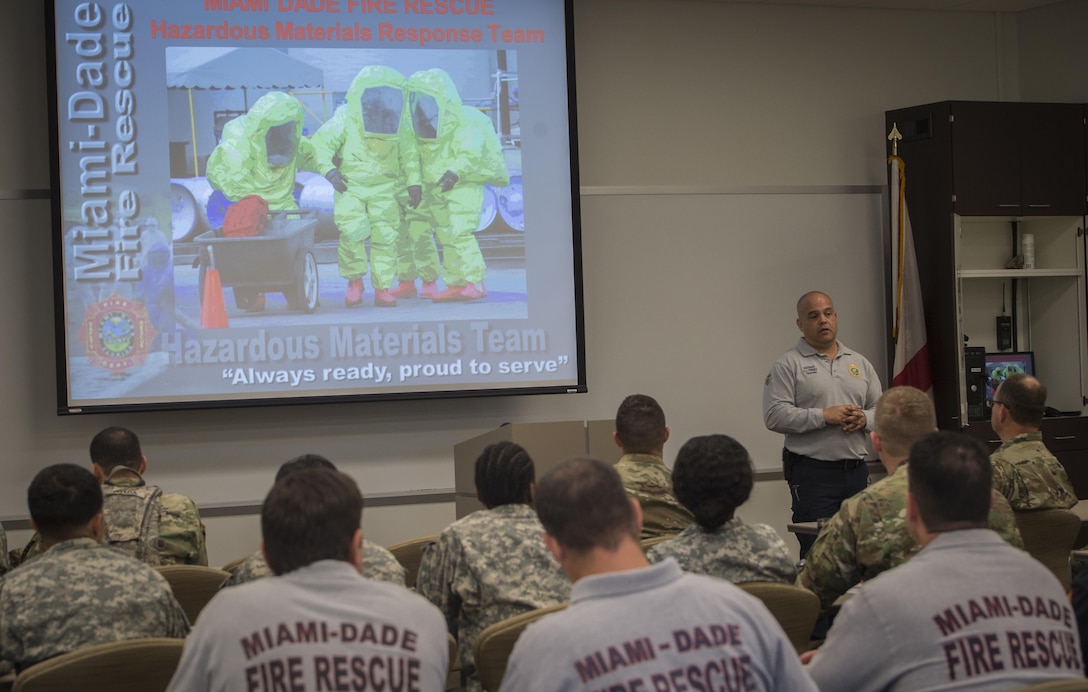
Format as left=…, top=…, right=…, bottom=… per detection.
left=265, top=122, right=299, bottom=167
left=410, top=91, right=440, bottom=140
left=361, top=86, right=404, bottom=135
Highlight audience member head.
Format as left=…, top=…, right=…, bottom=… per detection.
left=872, top=386, right=937, bottom=460
left=536, top=457, right=638, bottom=555
left=261, top=467, right=363, bottom=575
left=274, top=453, right=336, bottom=484
left=614, top=394, right=669, bottom=454
left=474, top=441, right=535, bottom=509
left=994, top=373, right=1046, bottom=430
left=89, top=426, right=145, bottom=477
left=672, top=435, right=753, bottom=531
left=28, top=463, right=104, bottom=544
left=907, top=431, right=991, bottom=539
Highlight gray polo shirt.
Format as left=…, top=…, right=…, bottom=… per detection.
left=763, top=338, right=881, bottom=461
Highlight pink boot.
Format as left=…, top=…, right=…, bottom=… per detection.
left=374, top=289, right=397, bottom=307
left=389, top=281, right=418, bottom=299
left=344, top=278, right=364, bottom=307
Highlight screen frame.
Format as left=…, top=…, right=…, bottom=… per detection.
left=46, top=0, right=586, bottom=415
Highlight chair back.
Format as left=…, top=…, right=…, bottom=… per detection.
left=474, top=603, right=567, bottom=692
left=1014, top=680, right=1088, bottom=691
left=156, top=564, right=230, bottom=624
left=386, top=535, right=438, bottom=589
left=12, top=638, right=184, bottom=692
left=737, top=581, right=820, bottom=654
left=1014, top=509, right=1080, bottom=591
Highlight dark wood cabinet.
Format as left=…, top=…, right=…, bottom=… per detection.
left=950, top=102, right=1086, bottom=217
left=887, top=100, right=1088, bottom=498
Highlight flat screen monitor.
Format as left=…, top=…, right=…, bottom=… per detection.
left=46, top=0, right=585, bottom=413
left=984, top=352, right=1035, bottom=399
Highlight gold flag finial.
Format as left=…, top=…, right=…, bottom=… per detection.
left=887, top=123, right=903, bottom=156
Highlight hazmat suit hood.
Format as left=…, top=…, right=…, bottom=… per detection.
left=205, top=91, right=312, bottom=210
left=407, top=68, right=508, bottom=188
left=243, top=91, right=305, bottom=167
left=345, top=65, right=408, bottom=138
left=408, top=68, right=463, bottom=142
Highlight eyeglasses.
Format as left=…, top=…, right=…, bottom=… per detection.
left=985, top=399, right=1007, bottom=409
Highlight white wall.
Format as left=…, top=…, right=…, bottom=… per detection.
left=1017, top=0, right=1088, bottom=102
left=3, top=0, right=1073, bottom=563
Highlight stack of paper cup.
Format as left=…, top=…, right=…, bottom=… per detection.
left=1023, top=233, right=1035, bottom=269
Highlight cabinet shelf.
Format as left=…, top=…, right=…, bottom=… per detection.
left=958, top=268, right=1083, bottom=279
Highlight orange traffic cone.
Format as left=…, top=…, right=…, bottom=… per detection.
left=200, top=246, right=230, bottom=329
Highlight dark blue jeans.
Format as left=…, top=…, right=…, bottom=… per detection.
left=783, top=449, right=869, bottom=559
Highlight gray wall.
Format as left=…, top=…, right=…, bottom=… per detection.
left=2, top=0, right=1086, bottom=564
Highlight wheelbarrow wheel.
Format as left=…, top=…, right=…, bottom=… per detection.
left=287, top=251, right=319, bottom=313
left=233, top=288, right=261, bottom=311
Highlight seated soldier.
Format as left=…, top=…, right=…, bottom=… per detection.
left=501, top=457, right=816, bottom=691
left=416, top=441, right=569, bottom=691
left=612, top=394, right=694, bottom=540
left=648, top=434, right=795, bottom=584
left=221, top=454, right=405, bottom=588
left=798, top=386, right=1024, bottom=612
left=167, top=467, right=448, bottom=691
left=806, top=432, right=1084, bottom=690
left=21, top=426, right=207, bottom=566
left=0, top=464, right=189, bottom=671
left=989, top=373, right=1077, bottom=510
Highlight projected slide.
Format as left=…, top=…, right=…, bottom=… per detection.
left=50, top=0, right=582, bottom=412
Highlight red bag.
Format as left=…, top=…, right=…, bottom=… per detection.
left=222, top=195, right=269, bottom=238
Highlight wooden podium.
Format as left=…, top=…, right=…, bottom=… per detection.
left=454, top=420, right=620, bottom=517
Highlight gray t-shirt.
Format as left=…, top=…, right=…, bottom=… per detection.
left=167, top=560, right=448, bottom=692
left=807, top=529, right=1083, bottom=691
left=501, top=559, right=817, bottom=691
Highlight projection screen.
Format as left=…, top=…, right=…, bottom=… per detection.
left=48, top=0, right=584, bottom=413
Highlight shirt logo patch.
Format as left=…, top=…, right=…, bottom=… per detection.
left=849, top=364, right=861, bottom=378
left=802, top=365, right=818, bottom=375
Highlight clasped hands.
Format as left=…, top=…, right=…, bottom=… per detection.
left=824, top=404, right=866, bottom=433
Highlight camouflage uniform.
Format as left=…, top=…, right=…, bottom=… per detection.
left=0, top=538, right=189, bottom=671
left=991, top=431, right=1078, bottom=511
left=416, top=503, right=569, bottom=690
left=797, top=462, right=1024, bottom=610
left=19, top=472, right=208, bottom=567
left=613, top=453, right=694, bottom=540
left=220, top=540, right=407, bottom=588
left=0, top=524, right=9, bottom=576
left=646, top=517, right=796, bottom=584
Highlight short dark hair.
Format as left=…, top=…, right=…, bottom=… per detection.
left=261, top=467, right=363, bottom=575
left=89, top=427, right=142, bottom=473
left=535, top=457, right=636, bottom=552
left=999, top=373, right=1046, bottom=427
left=672, top=435, right=753, bottom=531
left=615, top=394, right=667, bottom=454
left=475, top=441, right=535, bottom=508
left=908, top=431, right=991, bottom=532
left=28, top=464, right=103, bottom=540
left=274, top=454, right=336, bottom=484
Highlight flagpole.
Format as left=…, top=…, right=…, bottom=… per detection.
left=886, top=123, right=934, bottom=394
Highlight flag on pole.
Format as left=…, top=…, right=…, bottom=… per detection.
left=890, top=155, right=932, bottom=393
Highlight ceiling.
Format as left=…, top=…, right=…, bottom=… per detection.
left=712, top=0, right=1068, bottom=12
